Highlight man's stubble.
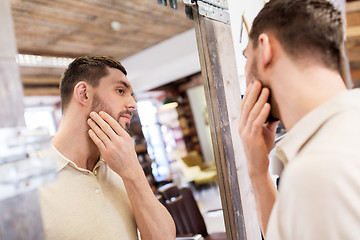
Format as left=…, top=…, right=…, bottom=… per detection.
left=91, top=93, right=131, bottom=132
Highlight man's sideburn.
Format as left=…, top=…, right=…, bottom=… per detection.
left=91, top=93, right=131, bottom=131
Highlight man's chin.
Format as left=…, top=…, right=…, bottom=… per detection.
left=119, top=121, right=130, bottom=132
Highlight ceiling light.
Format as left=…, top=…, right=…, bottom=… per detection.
left=16, top=54, right=73, bottom=68
left=159, top=97, right=178, bottom=112
left=110, top=21, right=121, bottom=31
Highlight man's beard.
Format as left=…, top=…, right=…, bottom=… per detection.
left=91, top=93, right=131, bottom=132
left=249, top=60, right=279, bottom=123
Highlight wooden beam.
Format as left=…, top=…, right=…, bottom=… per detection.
left=346, top=1, right=360, bottom=13
left=23, top=87, right=59, bottom=96
left=19, top=66, right=65, bottom=76
left=347, top=49, right=360, bottom=62
left=21, top=76, right=60, bottom=85
left=351, top=68, right=360, bottom=80
left=192, top=6, right=261, bottom=240
left=346, top=11, right=360, bottom=27
left=345, top=38, right=360, bottom=61
left=350, top=61, right=360, bottom=69
left=347, top=26, right=360, bottom=39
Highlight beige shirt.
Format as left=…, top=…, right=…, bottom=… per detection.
left=267, top=90, right=360, bottom=240
left=37, top=145, right=138, bottom=240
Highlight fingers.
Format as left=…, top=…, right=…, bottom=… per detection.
left=252, top=103, right=271, bottom=134
left=88, top=112, right=118, bottom=141
left=240, top=82, right=253, bottom=108
left=88, top=129, right=106, bottom=151
left=98, top=111, right=127, bottom=137
left=239, top=81, right=269, bottom=131
left=240, top=81, right=261, bottom=125
left=241, top=82, right=261, bottom=121
left=239, top=83, right=253, bottom=130
left=247, top=87, right=270, bottom=126
left=87, top=117, right=112, bottom=147
left=88, top=111, right=120, bottom=149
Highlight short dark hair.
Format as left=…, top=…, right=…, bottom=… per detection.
left=249, top=0, right=343, bottom=72
left=60, top=56, right=127, bottom=112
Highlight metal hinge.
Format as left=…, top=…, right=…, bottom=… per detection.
left=197, top=0, right=230, bottom=24
left=157, top=0, right=230, bottom=24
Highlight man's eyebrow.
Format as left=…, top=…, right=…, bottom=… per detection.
left=115, top=80, right=130, bottom=89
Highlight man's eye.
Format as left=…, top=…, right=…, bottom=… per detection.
left=117, top=89, right=124, bottom=95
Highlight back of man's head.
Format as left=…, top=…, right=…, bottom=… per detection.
left=250, top=0, right=343, bottom=73
left=60, top=56, right=127, bottom=112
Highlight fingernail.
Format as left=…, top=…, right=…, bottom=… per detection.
left=90, top=112, right=96, bottom=117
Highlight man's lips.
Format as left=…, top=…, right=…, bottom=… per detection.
left=120, top=114, right=132, bottom=123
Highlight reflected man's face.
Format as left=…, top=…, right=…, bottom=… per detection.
left=90, top=67, right=137, bottom=132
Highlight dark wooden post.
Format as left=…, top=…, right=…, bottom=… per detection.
left=191, top=4, right=261, bottom=240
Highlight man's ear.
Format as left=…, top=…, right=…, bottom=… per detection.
left=73, top=81, right=91, bottom=107
left=258, top=33, right=273, bottom=72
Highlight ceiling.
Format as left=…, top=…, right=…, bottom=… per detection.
left=11, top=0, right=193, bottom=59
left=10, top=0, right=194, bottom=97
left=9, top=0, right=360, bottom=96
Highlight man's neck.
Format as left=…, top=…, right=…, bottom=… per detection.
left=52, top=111, right=100, bottom=171
left=271, top=62, right=347, bottom=131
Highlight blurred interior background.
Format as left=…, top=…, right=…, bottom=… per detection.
left=4, top=0, right=360, bottom=237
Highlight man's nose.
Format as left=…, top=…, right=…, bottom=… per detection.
left=126, top=95, right=137, bottom=111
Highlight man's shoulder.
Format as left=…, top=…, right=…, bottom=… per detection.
left=282, top=147, right=360, bottom=194
left=310, top=107, right=360, bottom=152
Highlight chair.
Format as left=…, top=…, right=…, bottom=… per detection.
left=157, top=183, right=227, bottom=240
left=179, top=151, right=217, bottom=185
left=181, top=151, right=216, bottom=171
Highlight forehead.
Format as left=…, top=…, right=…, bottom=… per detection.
left=244, top=40, right=254, bottom=56
left=99, top=67, right=133, bottom=90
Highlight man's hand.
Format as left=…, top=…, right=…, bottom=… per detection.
left=238, top=81, right=279, bottom=236
left=238, top=81, right=278, bottom=178
left=87, top=111, right=176, bottom=239
left=87, top=111, right=142, bottom=180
